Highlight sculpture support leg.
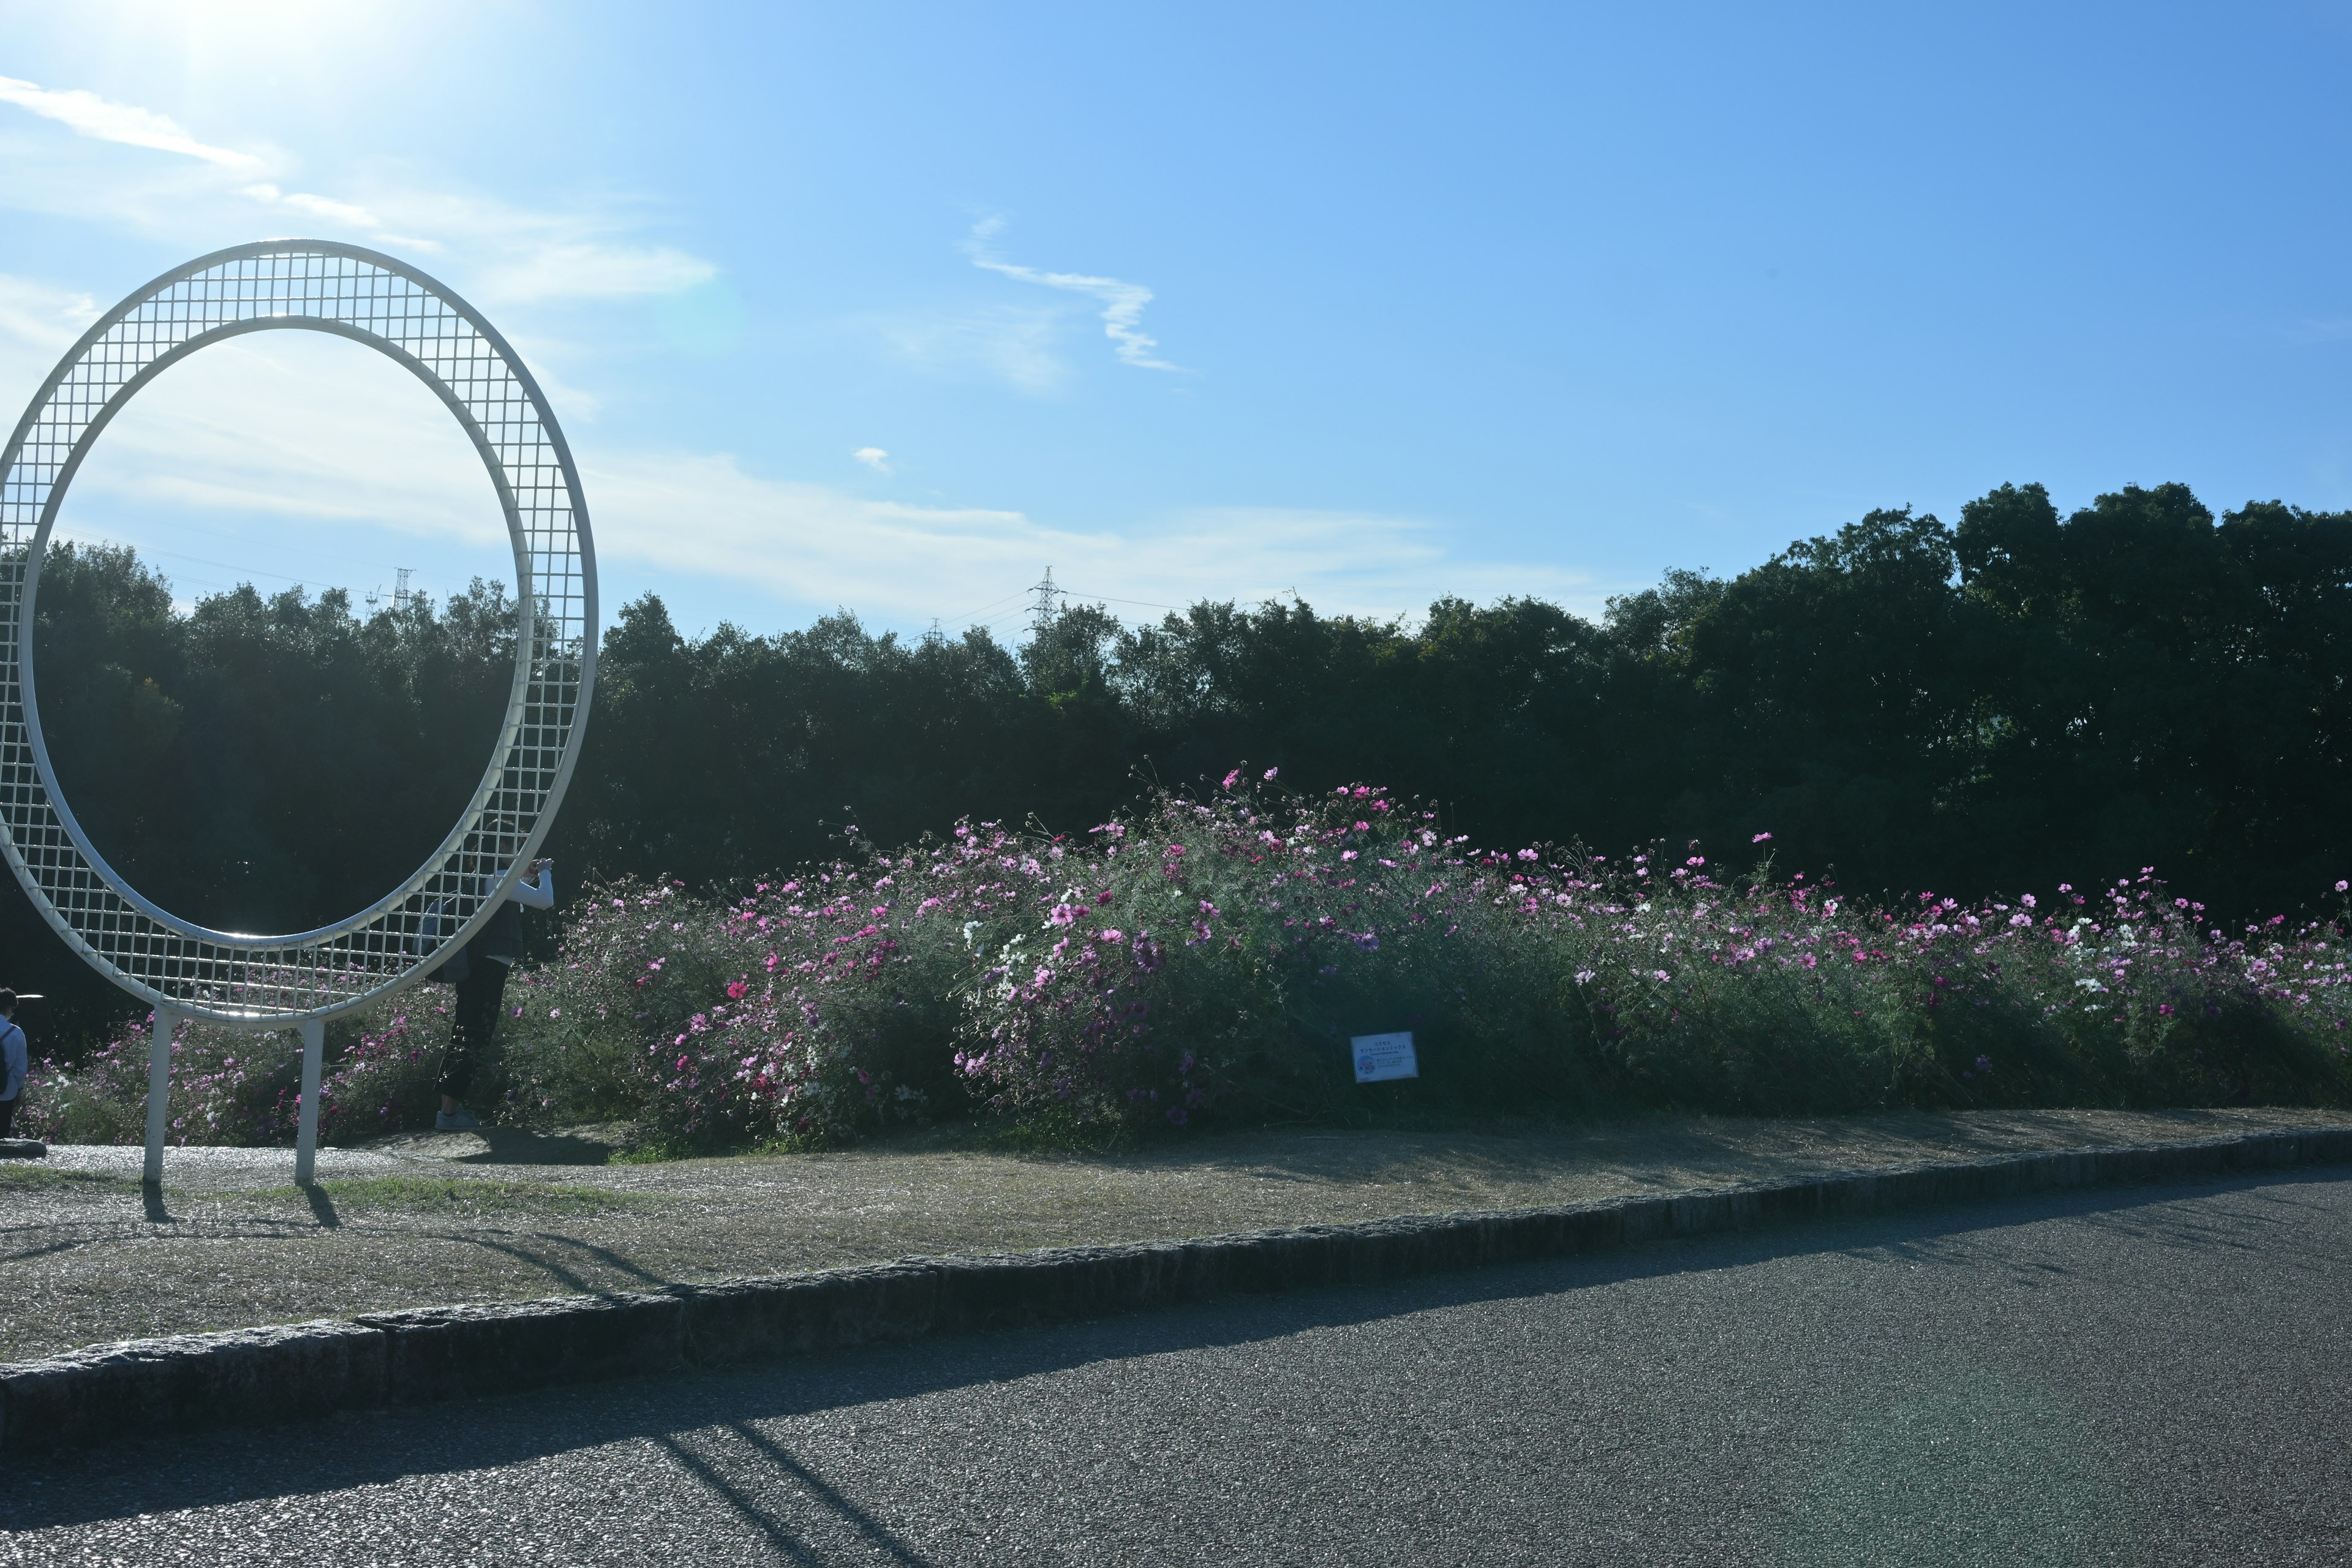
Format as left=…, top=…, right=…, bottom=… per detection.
left=295, top=1017, right=324, bottom=1187
left=141, top=1008, right=175, bottom=1185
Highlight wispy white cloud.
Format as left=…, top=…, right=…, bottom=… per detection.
left=240, top=183, right=403, bottom=240
left=964, top=217, right=1182, bottom=373
left=0, top=287, right=1597, bottom=630
left=0, top=274, right=100, bottom=413
left=0, top=74, right=262, bottom=167
left=51, top=330, right=507, bottom=546
left=0, top=77, right=713, bottom=307
left=236, top=184, right=714, bottom=302
left=0, top=88, right=1590, bottom=637
left=244, top=181, right=714, bottom=303
left=0, top=312, right=511, bottom=607
left=583, top=455, right=1597, bottom=627
left=0, top=274, right=98, bottom=354
left=873, top=304, right=1072, bottom=394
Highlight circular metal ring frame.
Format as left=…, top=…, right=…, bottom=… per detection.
left=0, top=240, right=597, bottom=1024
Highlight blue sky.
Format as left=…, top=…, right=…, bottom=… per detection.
left=4, top=1, right=2352, bottom=640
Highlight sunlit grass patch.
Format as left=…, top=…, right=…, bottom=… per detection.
left=0, top=1165, right=143, bottom=1196
left=300, top=1175, right=663, bottom=1215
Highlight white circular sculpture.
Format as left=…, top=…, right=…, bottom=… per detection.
left=0, top=240, right=598, bottom=1028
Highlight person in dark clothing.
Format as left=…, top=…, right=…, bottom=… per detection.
left=435, top=856, right=554, bottom=1132
left=0, top=989, right=23, bottom=1138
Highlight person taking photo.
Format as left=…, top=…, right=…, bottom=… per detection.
left=0, top=990, right=24, bottom=1138
left=436, top=856, right=554, bottom=1132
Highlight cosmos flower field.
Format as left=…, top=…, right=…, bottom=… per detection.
left=27, top=774, right=2352, bottom=1151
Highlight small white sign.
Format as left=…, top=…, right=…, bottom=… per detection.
left=1351, top=1031, right=1419, bottom=1084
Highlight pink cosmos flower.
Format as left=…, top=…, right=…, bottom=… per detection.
left=1752, top=832, right=1772, bottom=843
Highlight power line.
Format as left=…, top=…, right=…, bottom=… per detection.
left=55, top=511, right=495, bottom=588
left=939, top=587, right=1029, bottom=625
left=50, top=529, right=490, bottom=609
left=1054, top=586, right=1186, bottom=612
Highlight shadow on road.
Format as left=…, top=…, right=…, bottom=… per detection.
left=652, top=1423, right=946, bottom=1567
left=6, top=1164, right=2346, bottom=1537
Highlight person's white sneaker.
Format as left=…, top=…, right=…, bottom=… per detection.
left=434, top=1107, right=481, bottom=1131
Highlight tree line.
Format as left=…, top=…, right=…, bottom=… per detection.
left=10, top=478, right=2349, bottom=1044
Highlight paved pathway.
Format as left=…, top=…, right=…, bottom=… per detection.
left=7, top=1168, right=2349, bottom=1564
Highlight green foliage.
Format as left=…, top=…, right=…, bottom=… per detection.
left=544, top=481, right=2352, bottom=940
left=18, top=1005, right=453, bottom=1148
left=22, top=782, right=2352, bottom=1151
left=10, top=478, right=2352, bottom=1080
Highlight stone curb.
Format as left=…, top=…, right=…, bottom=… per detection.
left=4, top=1125, right=2346, bottom=1453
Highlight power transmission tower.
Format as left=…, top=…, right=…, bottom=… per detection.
left=1028, top=567, right=1062, bottom=638
left=922, top=617, right=944, bottom=649
left=393, top=567, right=414, bottom=610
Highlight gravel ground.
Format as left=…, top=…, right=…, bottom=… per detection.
left=7, top=1167, right=2351, bottom=1564
left=1, top=1104, right=2344, bottom=1364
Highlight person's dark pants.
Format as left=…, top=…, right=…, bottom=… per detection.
left=439, top=960, right=511, bottom=1101
left=0, top=1096, right=15, bottom=1137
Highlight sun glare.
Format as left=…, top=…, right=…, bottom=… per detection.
left=80, top=0, right=418, bottom=89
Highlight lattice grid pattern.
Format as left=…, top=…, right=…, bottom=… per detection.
left=0, top=242, right=596, bottom=1023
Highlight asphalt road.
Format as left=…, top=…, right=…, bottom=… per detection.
left=7, top=1171, right=2351, bottom=1566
